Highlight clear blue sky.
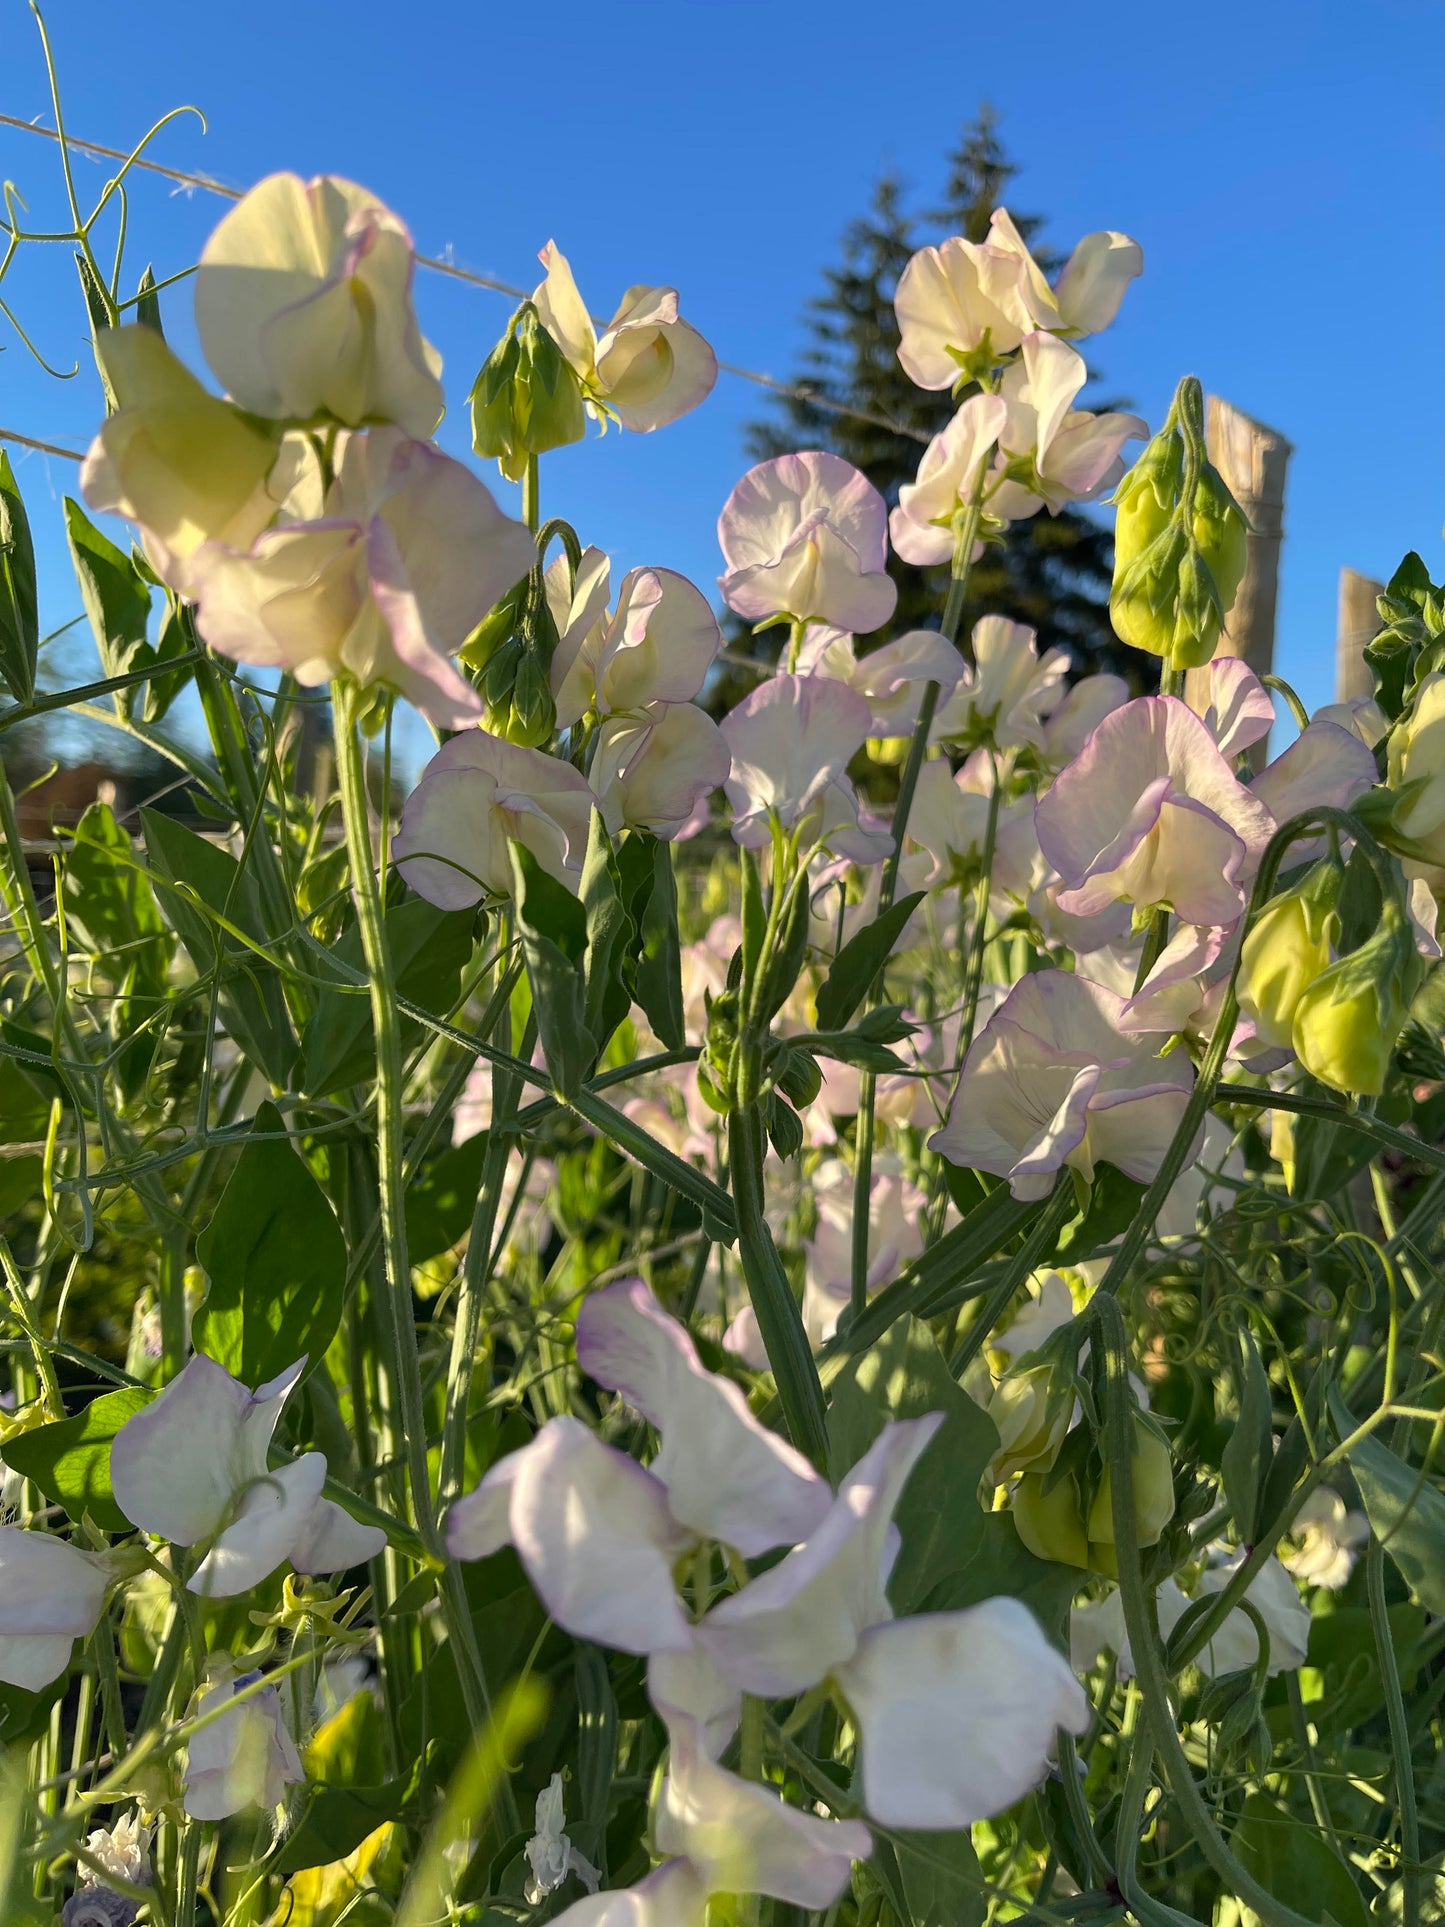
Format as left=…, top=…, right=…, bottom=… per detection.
left=2, top=0, right=1443, bottom=771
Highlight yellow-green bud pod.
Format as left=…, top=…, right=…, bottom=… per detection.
left=1013, top=1468, right=1091, bottom=1570
left=1086, top=1414, right=1175, bottom=1555
left=986, top=1365, right=1073, bottom=1485
left=1291, top=916, right=1420, bottom=1097
left=469, top=303, right=586, bottom=483
left=1190, top=464, right=1249, bottom=617
left=1109, top=524, right=1187, bottom=659
left=1238, top=863, right=1341, bottom=1049
left=1385, top=670, right=1445, bottom=866
left=495, top=651, right=556, bottom=750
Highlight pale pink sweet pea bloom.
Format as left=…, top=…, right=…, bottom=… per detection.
left=591, top=704, right=731, bottom=840
left=447, top=1281, right=830, bottom=1652
left=188, top=426, right=535, bottom=728
left=894, top=210, right=1142, bottom=388
left=1182, top=658, right=1276, bottom=761
left=195, top=173, right=444, bottom=436
left=988, top=334, right=1147, bottom=520
left=933, top=614, right=1069, bottom=751
left=719, top=453, right=897, bottom=632
left=720, top=674, right=890, bottom=862
left=548, top=1861, right=709, bottom=1927
left=183, top=1666, right=306, bottom=1820
left=889, top=394, right=1008, bottom=567
left=796, top=626, right=964, bottom=736
left=929, top=971, right=1198, bottom=1201
left=1250, top=719, right=1378, bottom=828
left=802, top=1158, right=925, bottom=1346
left=1313, top=696, right=1388, bottom=747
left=700, top=1420, right=1088, bottom=1829
left=1040, top=674, right=1130, bottom=769
left=546, top=548, right=721, bottom=727
left=110, top=1355, right=385, bottom=1599
left=393, top=731, right=594, bottom=909
left=1072, top=1553, right=1309, bottom=1683
left=0, top=1527, right=114, bottom=1689
left=1035, top=696, right=1277, bottom=926
left=906, top=758, right=995, bottom=880
left=533, top=240, right=716, bottom=433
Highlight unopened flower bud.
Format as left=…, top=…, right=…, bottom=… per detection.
left=987, top=1364, right=1073, bottom=1485
left=470, top=303, right=586, bottom=483
left=1086, top=1414, right=1175, bottom=1572
left=1238, top=861, right=1342, bottom=1049
left=490, top=650, right=557, bottom=749
left=1384, top=670, right=1445, bottom=865
left=1012, top=1467, right=1091, bottom=1570
left=459, top=581, right=527, bottom=674
left=1291, top=912, right=1422, bottom=1097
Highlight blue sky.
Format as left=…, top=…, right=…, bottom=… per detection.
left=2, top=0, right=1443, bottom=773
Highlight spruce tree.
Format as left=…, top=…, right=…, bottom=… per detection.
left=740, top=110, right=1153, bottom=686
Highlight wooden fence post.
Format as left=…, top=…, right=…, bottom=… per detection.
left=1336, top=567, right=1383, bottom=703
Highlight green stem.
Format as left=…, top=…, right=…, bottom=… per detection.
left=1368, top=1538, right=1420, bottom=1927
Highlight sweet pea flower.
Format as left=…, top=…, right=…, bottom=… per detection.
left=889, top=393, right=1008, bottom=567
left=446, top=1280, right=830, bottom=1653
left=929, top=970, right=1197, bottom=1201
left=195, top=173, right=443, bottom=436
left=109, top=1355, right=385, bottom=1599
left=906, top=758, right=995, bottom=879
left=895, top=210, right=1143, bottom=389
left=393, top=730, right=594, bottom=909
left=992, top=1271, right=1079, bottom=1365
left=533, top=240, right=716, bottom=433
left=1034, top=696, right=1277, bottom=926
left=188, top=426, right=535, bottom=728
left=1072, top=1552, right=1310, bottom=1682
left=183, top=1666, right=305, bottom=1820
left=720, top=673, right=890, bottom=862
left=1040, top=674, right=1130, bottom=769
left=1182, top=657, right=1276, bottom=761
left=547, top=548, right=721, bottom=726
left=1279, top=1488, right=1369, bottom=1590
left=718, top=453, right=897, bottom=632
left=1251, top=718, right=1379, bottom=831
left=1314, top=695, right=1388, bottom=747
left=700, top=1419, right=1089, bottom=1828
left=591, top=703, right=731, bottom=840
left=525, top=1774, right=601, bottom=1905
left=802, top=1157, right=925, bottom=1346
left=79, top=326, right=285, bottom=594
left=988, top=334, right=1146, bottom=521
left=933, top=614, right=1069, bottom=751
left=796, top=626, right=964, bottom=736
left=0, top=1526, right=114, bottom=1689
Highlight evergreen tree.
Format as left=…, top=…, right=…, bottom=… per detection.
left=739, top=110, right=1153, bottom=687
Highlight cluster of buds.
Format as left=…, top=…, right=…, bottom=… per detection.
left=470, top=302, right=587, bottom=481
left=1109, top=375, right=1249, bottom=668
left=460, top=569, right=559, bottom=748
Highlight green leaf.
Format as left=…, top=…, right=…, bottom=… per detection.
left=580, top=812, right=632, bottom=1057
left=405, top=1132, right=490, bottom=1265
left=1229, top=1790, right=1370, bottom=1927
left=1, top=1389, right=155, bottom=1533
left=64, top=801, right=171, bottom=993
left=828, top=1316, right=998, bottom=1614
left=301, top=894, right=474, bottom=1095
left=141, top=807, right=296, bottom=1083
left=922, top=1512, right=1082, bottom=1647
left=1222, top=1326, right=1274, bottom=1544
left=623, top=834, right=685, bottom=1051
left=510, top=840, right=593, bottom=1097
left=1050, top=1161, right=1146, bottom=1265
left=65, top=496, right=151, bottom=684
left=815, top=891, right=926, bottom=1031
left=193, top=1100, right=347, bottom=1388
left=0, top=1672, right=68, bottom=1749
left=0, top=1153, right=41, bottom=1217
left=883, top=1827, right=986, bottom=1927
left=135, top=263, right=163, bottom=337
left=1330, top=1388, right=1445, bottom=1613
left=0, top=450, right=38, bottom=704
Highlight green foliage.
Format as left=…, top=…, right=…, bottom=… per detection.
left=0, top=451, right=38, bottom=705
left=2, top=1388, right=154, bottom=1532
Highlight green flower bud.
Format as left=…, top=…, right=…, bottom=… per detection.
left=470, top=302, right=586, bottom=483
left=1291, top=912, right=1422, bottom=1097
left=1238, top=861, right=1342, bottom=1049
left=986, top=1364, right=1074, bottom=1485
left=490, top=650, right=556, bottom=749
left=458, top=580, right=527, bottom=673
left=1384, top=670, right=1445, bottom=865
left=1012, top=1468, right=1091, bottom=1570
left=481, top=633, right=523, bottom=711
left=1086, top=1413, right=1176, bottom=1566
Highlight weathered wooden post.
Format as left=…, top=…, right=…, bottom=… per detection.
left=1336, top=567, right=1383, bottom=703
left=1205, top=395, right=1293, bottom=686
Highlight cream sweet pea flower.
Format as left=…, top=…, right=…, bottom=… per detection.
left=534, top=240, right=716, bottom=432
left=0, top=1526, right=115, bottom=1689
left=1040, top=675, right=1130, bottom=770
left=932, top=614, right=1069, bottom=752
left=109, top=1355, right=385, bottom=1599
left=446, top=1280, right=830, bottom=1653
left=1279, top=1489, right=1369, bottom=1589
left=895, top=208, right=1143, bottom=389
left=187, top=426, right=535, bottom=728
left=929, top=970, right=1198, bottom=1201
left=195, top=173, right=444, bottom=435
left=79, top=325, right=284, bottom=594
left=1072, top=1552, right=1311, bottom=1681
left=546, top=547, right=721, bottom=726
left=183, top=1666, right=305, bottom=1820
left=988, top=334, right=1146, bottom=520
left=801, top=1157, right=925, bottom=1347
left=889, top=393, right=1008, bottom=567
left=719, top=453, right=897, bottom=632
left=699, top=1419, right=1089, bottom=1829
left=795, top=625, right=964, bottom=736
left=591, top=703, right=731, bottom=840
left=720, top=673, right=891, bottom=862
left=393, top=730, right=594, bottom=909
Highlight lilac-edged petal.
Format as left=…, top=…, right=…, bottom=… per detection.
left=1087, top=1083, right=1200, bottom=1184
left=189, top=1453, right=328, bottom=1599
left=288, top=1496, right=387, bottom=1575
left=837, top=1603, right=1088, bottom=1829
left=1183, top=658, right=1275, bottom=759
left=657, top=1716, right=870, bottom=1907
left=1117, top=922, right=1227, bottom=1035
left=446, top=1452, right=522, bottom=1561
left=1005, top=1061, right=1103, bottom=1198
left=576, top=1279, right=829, bottom=1555
left=0, top=1527, right=111, bottom=1639
left=852, top=629, right=964, bottom=735
left=508, top=1418, right=694, bottom=1655
left=234, top=1359, right=309, bottom=1483
left=111, top=1354, right=253, bottom=1544
left=1054, top=230, right=1143, bottom=335
left=549, top=1861, right=709, bottom=1927
left=699, top=1417, right=942, bottom=1696
left=720, top=674, right=873, bottom=840
left=1125, top=793, right=1252, bottom=927
left=1042, top=674, right=1129, bottom=768
left=1252, top=720, right=1378, bottom=827
left=648, top=1641, right=742, bottom=1761
left=591, top=705, right=731, bottom=843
